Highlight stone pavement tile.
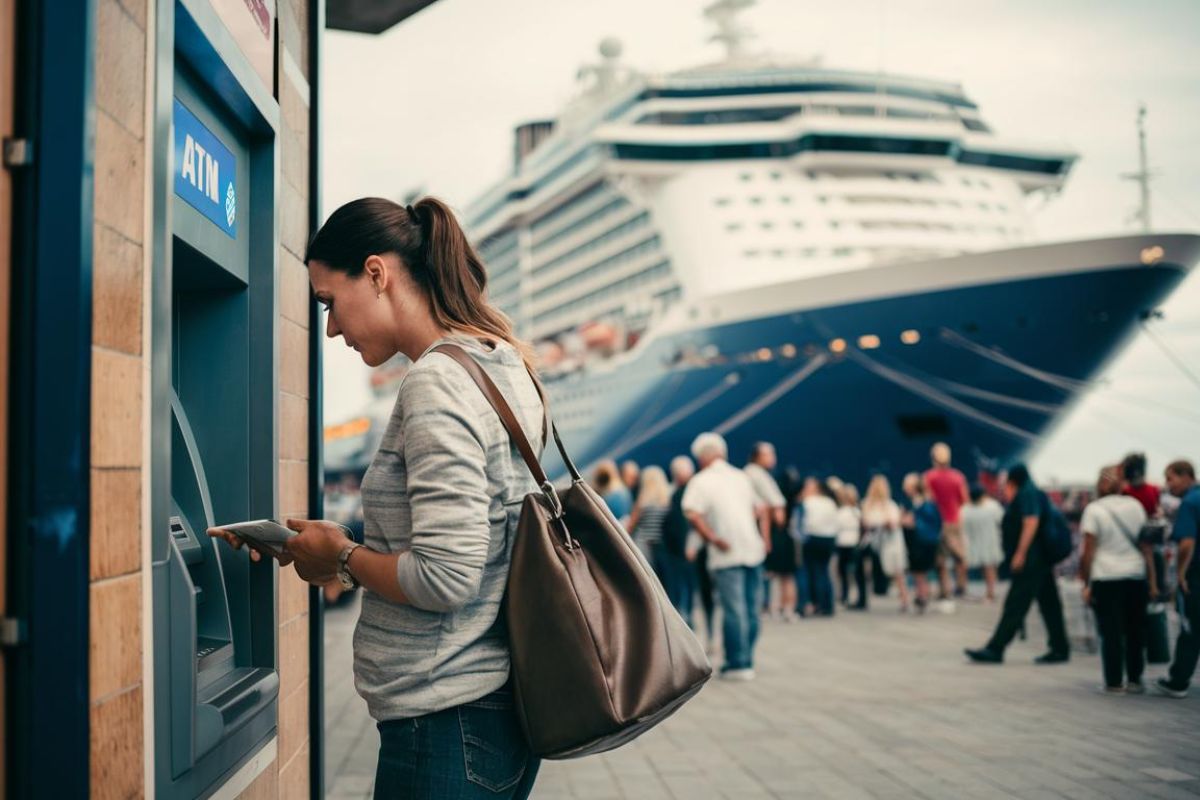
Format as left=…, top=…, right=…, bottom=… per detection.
left=1084, top=778, right=1164, bottom=799
left=1137, top=781, right=1200, bottom=800
left=1143, top=768, right=1199, bottom=783
left=326, top=585, right=1200, bottom=799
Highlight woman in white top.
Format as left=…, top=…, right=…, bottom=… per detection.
left=861, top=475, right=910, bottom=612
left=835, top=484, right=864, bottom=608
left=800, top=477, right=841, bottom=616
left=962, top=485, right=1005, bottom=602
left=1079, top=465, right=1156, bottom=693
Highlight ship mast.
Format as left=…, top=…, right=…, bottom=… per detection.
left=1121, top=103, right=1155, bottom=233
left=705, top=0, right=756, bottom=61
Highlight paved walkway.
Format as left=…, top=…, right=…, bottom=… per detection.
left=324, top=586, right=1199, bottom=799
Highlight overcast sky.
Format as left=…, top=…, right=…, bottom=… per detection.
left=321, top=0, right=1200, bottom=484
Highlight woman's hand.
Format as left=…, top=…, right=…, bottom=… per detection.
left=207, top=527, right=294, bottom=565
left=283, top=518, right=350, bottom=585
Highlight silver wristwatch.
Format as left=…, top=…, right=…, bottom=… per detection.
left=337, top=543, right=362, bottom=590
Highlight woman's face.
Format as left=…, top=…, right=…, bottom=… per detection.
left=1003, top=480, right=1017, bottom=503
left=309, top=256, right=409, bottom=367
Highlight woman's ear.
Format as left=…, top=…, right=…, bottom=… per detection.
left=363, top=254, right=389, bottom=295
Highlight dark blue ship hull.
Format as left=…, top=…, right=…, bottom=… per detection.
left=545, top=256, right=1191, bottom=489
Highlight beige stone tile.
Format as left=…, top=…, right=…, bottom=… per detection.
left=278, top=561, right=310, bottom=625
left=276, top=0, right=303, bottom=77
left=96, top=0, right=146, bottom=138
left=279, top=64, right=309, bottom=137
left=89, top=574, right=143, bottom=701
left=238, top=759, right=278, bottom=800
left=280, top=247, right=311, bottom=329
left=93, top=223, right=143, bottom=355
left=90, top=468, right=142, bottom=580
left=281, top=116, right=308, bottom=200
left=94, top=110, right=144, bottom=245
left=279, top=317, right=309, bottom=398
left=279, top=391, right=308, bottom=462
left=278, top=458, right=308, bottom=520
left=116, top=0, right=146, bottom=31
left=286, top=0, right=310, bottom=78
left=280, top=181, right=308, bottom=261
left=278, top=615, right=309, bottom=702
left=91, top=348, right=143, bottom=469
left=90, top=686, right=144, bottom=799
left=278, top=677, right=309, bottom=767
left=278, top=741, right=310, bottom=799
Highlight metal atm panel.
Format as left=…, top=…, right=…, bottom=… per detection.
left=150, top=0, right=283, bottom=795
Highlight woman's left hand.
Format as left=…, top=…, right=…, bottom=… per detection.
left=283, top=518, right=350, bottom=585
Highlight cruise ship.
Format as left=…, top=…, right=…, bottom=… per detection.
left=398, top=1, right=1200, bottom=487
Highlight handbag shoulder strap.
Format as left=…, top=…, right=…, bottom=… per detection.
left=430, top=343, right=583, bottom=488
left=1098, top=501, right=1141, bottom=551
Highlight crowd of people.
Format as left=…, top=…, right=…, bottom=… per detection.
left=590, top=439, right=1200, bottom=697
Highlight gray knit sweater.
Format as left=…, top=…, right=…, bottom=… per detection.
left=354, top=335, right=544, bottom=720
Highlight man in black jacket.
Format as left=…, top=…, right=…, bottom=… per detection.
left=965, top=464, right=1070, bottom=664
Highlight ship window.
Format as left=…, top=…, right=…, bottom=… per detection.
left=739, top=172, right=754, bottom=182
left=726, top=222, right=743, bottom=232
left=770, top=171, right=783, bottom=181
left=760, top=221, right=774, bottom=230
left=749, top=196, right=763, bottom=205
left=772, top=249, right=786, bottom=257
left=981, top=179, right=992, bottom=189
left=896, top=413, right=950, bottom=439
left=743, top=249, right=760, bottom=257
left=961, top=177, right=972, bottom=187
left=997, top=204, right=1008, bottom=212
left=714, top=197, right=732, bottom=207
left=793, top=220, right=805, bottom=229
left=979, top=202, right=990, bottom=211
left=817, top=196, right=828, bottom=204
left=779, top=196, right=793, bottom=204
left=833, top=247, right=853, bottom=256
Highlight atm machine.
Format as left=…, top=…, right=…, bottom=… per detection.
left=150, top=0, right=283, bottom=795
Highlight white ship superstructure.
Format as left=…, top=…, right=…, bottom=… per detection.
left=467, top=1, right=1075, bottom=353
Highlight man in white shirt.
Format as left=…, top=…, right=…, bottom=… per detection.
left=683, top=432, right=769, bottom=681
left=1078, top=465, right=1154, bottom=693
left=744, top=442, right=791, bottom=619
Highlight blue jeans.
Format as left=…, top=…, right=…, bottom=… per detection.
left=374, top=685, right=539, bottom=799
left=714, top=564, right=764, bottom=670
left=802, top=536, right=836, bottom=615
left=660, top=551, right=696, bottom=628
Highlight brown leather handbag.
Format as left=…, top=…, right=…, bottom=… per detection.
left=432, top=344, right=712, bottom=759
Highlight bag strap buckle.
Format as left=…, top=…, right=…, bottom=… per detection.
left=541, top=481, right=564, bottom=520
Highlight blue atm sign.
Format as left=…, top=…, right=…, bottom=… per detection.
left=173, top=98, right=237, bottom=239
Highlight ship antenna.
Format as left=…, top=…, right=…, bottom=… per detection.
left=704, top=0, right=756, bottom=60
left=1120, top=103, right=1156, bottom=232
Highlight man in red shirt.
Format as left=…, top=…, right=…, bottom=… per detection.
left=924, top=442, right=970, bottom=599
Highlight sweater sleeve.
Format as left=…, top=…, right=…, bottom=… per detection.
left=393, top=359, right=493, bottom=613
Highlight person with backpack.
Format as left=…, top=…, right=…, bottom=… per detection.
left=965, top=464, right=1070, bottom=665
left=902, top=473, right=941, bottom=613
left=1078, top=465, right=1154, bottom=694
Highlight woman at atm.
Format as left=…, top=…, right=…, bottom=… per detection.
left=211, top=196, right=544, bottom=799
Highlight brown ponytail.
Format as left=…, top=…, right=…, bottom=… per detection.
left=305, top=196, right=538, bottom=379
